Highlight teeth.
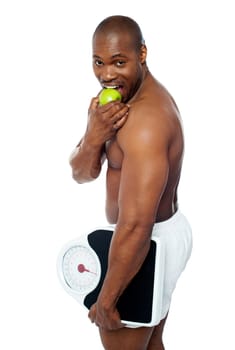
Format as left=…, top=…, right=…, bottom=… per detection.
left=103, top=86, right=118, bottom=89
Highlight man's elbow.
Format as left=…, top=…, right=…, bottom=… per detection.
left=71, top=170, right=83, bottom=184
left=71, top=169, right=98, bottom=184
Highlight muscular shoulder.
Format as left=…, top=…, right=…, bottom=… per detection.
left=117, top=89, right=181, bottom=153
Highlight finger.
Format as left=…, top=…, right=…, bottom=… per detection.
left=101, top=102, right=128, bottom=116
left=89, top=97, right=99, bottom=111
left=88, top=304, right=96, bottom=322
left=111, top=106, right=129, bottom=121
left=88, top=310, right=93, bottom=321
left=88, top=313, right=95, bottom=324
left=113, top=113, right=128, bottom=130
left=112, top=110, right=129, bottom=130
left=104, top=100, right=125, bottom=108
left=103, top=320, right=125, bottom=331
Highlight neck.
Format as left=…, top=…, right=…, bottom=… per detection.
left=128, top=67, right=151, bottom=104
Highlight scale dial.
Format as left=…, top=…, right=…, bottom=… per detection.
left=62, top=245, right=101, bottom=295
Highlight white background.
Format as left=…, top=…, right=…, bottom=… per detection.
left=1, top=1, right=234, bottom=349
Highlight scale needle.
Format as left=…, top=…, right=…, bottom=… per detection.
left=77, top=263, right=96, bottom=275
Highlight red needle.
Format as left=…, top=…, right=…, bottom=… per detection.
left=77, top=264, right=96, bottom=274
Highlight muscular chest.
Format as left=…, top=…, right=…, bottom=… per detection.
left=105, top=138, right=123, bottom=169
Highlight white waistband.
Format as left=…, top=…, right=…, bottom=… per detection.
left=107, top=210, right=185, bottom=233
left=153, top=210, right=182, bottom=230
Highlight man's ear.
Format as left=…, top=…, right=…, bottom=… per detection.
left=140, top=44, right=147, bottom=64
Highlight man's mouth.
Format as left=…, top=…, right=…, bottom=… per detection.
left=102, top=85, right=124, bottom=94
left=102, top=85, right=119, bottom=89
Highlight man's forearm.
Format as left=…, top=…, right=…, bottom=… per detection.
left=97, top=224, right=152, bottom=309
left=69, top=138, right=105, bottom=183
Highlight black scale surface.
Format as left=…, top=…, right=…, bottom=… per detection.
left=84, top=229, right=156, bottom=323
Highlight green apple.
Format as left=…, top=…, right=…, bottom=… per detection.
left=99, top=88, right=122, bottom=105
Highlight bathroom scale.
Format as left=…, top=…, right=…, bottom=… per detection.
left=57, top=226, right=165, bottom=328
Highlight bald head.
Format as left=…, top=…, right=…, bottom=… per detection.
left=93, top=15, right=145, bottom=52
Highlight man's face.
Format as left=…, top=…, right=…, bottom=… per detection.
left=92, top=31, right=145, bottom=102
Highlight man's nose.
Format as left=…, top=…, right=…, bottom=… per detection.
left=100, top=65, right=117, bottom=82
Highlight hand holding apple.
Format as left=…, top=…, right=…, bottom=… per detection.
left=83, top=90, right=127, bottom=147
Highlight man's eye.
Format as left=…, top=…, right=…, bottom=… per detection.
left=95, top=60, right=103, bottom=66
left=116, top=60, right=125, bottom=67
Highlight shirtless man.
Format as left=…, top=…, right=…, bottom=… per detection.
left=69, top=15, right=192, bottom=350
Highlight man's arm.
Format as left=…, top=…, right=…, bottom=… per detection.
left=69, top=97, right=129, bottom=183
left=69, top=137, right=106, bottom=183
left=89, top=116, right=170, bottom=329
